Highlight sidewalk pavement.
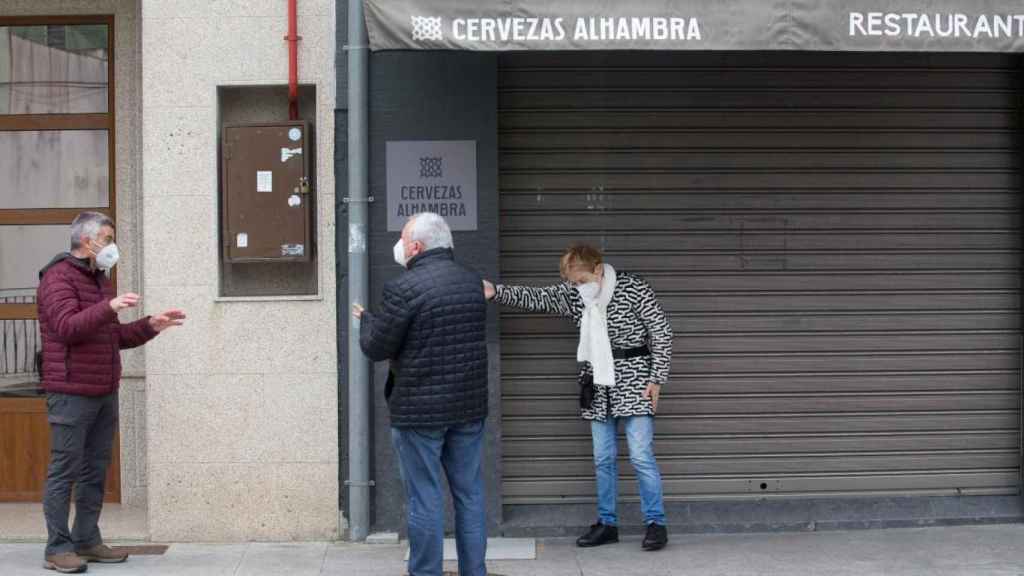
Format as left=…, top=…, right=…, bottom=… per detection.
left=1, top=523, right=1023, bottom=575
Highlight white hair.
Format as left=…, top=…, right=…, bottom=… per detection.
left=70, top=211, right=114, bottom=250
left=409, top=212, right=453, bottom=251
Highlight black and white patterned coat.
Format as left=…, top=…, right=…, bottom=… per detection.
left=495, top=272, right=673, bottom=421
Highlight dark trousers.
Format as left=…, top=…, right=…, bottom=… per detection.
left=43, top=392, right=117, bottom=556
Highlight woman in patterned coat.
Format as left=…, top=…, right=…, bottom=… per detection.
left=484, top=244, right=673, bottom=551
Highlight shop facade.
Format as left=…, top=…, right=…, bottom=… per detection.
left=0, top=0, right=1021, bottom=543
left=341, top=0, right=1024, bottom=537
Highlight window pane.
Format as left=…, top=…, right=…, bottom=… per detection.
left=0, top=24, right=109, bottom=114
left=0, top=316, right=41, bottom=398
left=0, top=130, right=109, bottom=208
left=0, top=225, right=69, bottom=297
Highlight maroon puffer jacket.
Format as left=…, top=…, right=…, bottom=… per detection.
left=36, top=254, right=158, bottom=397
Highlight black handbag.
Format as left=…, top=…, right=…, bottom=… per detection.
left=384, top=368, right=396, bottom=400
left=578, top=367, right=595, bottom=410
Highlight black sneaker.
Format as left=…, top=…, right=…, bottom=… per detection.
left=642, top=523, right=668, bottom=551
left=576, top=522, right=619, bottom=548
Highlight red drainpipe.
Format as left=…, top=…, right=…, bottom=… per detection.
left=286, top=0, right=300, bottom=120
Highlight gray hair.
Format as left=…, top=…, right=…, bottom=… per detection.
left=70, top=211, right=114, bottom=250
left=409, top=212, right=454, bottom=251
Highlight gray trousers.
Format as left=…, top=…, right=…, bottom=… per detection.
left=43, top=392, right=117, bottom=556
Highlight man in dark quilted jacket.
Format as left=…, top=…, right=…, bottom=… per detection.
left=36, top=212, right=185, bottom=574
left=353, top=212, right=489, bottom=576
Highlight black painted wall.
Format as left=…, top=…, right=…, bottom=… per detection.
left=337, top=32, right=501, bottom=533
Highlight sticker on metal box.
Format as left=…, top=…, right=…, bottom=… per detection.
left=256, top=171, right=273, bottom=193
left=281, top=244, right=305, bottom=257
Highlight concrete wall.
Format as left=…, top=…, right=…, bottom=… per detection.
left=140, top=0, right=339, bottom=541
left=0, top=0, right=147, bottom=508
left=346, top=50, right=500, bottom=534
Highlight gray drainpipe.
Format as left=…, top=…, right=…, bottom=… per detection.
left=346, top=0, right=372, bottom=542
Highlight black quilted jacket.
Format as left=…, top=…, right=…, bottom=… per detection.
left=359, top=248, right=489, bottom=428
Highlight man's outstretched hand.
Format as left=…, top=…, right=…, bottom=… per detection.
left=110, top=292, right=140, bottom=312
left=149, top=309, right=186, bottom=333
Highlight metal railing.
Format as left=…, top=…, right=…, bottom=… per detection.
left=0, top=295, right=42, bottom=397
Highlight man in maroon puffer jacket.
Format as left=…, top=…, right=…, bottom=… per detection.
left=36, top=212, right=185, bottom=574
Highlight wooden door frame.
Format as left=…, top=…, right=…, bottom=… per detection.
left=0, top=14, right=117, bottom=320
left=0, top=14, right=120, bottom=503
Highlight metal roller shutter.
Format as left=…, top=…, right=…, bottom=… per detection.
left=498, top=52, right=1022, bottom=505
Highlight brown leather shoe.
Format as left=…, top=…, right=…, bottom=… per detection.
left=43, top=552, right=87, bottom=573
left=75, top=544, right=128, bottom=563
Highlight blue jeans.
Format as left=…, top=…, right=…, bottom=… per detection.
left=591, top=416, right=667, bottom=527
left=391, top=420, right=487, bottom=576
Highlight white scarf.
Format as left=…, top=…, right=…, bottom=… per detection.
left=577, top=264, right=617, bottom=387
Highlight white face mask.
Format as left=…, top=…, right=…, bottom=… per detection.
left=94, top=242, right=120, bottom=271
left=393, top=239, right=408, bottom=268
left=576, top=281, right=600, bottom=301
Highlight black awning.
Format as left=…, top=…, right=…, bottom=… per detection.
left=364, top=0, right=1024, bottom=53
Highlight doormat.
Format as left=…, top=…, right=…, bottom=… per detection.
left=111, top=545, right=169, bottom=556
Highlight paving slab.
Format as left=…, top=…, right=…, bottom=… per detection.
left=405, top=538, right=536, bottom=561
left=235, top=543, right=328, bottom=576
left=1, top=523, right=1022, bottom=575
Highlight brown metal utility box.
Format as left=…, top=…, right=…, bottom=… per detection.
left=221, top=121, right=313, bottom=262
